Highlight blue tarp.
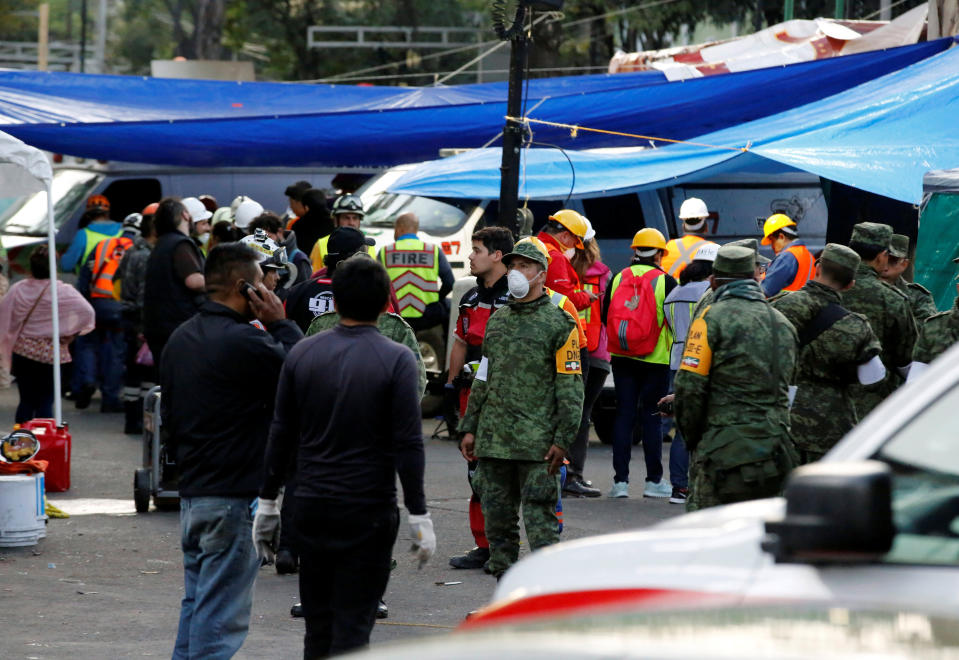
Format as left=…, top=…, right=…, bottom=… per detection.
left=390, top=39, right=959, bottom=205
left=0, top=38, right=950, bottom=168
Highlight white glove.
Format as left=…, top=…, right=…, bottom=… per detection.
left=408, top=512, right=436, bottom=568
left=252, top=497, right=281, bottom=565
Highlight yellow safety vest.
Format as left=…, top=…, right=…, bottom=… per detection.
left=311, top=233, right=376, bottom=272
left=79, top=226, right=122, bottom=273
left=379, top=238, right=441, bottom=318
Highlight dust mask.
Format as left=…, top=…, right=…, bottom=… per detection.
left=564, top=247, right=576, bottom=259
left=197, top=232, right=211, bottom=247
left=508, top=269, right=539, bottom=298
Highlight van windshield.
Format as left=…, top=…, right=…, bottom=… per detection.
left=364, top=193, right=473, bottom=237
left=0, top=169, right=102, bottom=237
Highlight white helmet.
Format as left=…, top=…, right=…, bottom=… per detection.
left=240, top=229, right=297, bottom=288
left=234, top=199, right=264, bottom=230
left=693, top=242, right=719, bottom=262
left=678, top=197, right=709, bottom=221
left=182, top=196, right=213, bottom=223
left=583, top=217, right=596, bottom=243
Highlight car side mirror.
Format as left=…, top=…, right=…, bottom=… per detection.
left=762, top=461, right=894, bottom=563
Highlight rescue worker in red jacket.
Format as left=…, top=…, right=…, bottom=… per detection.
left=447, top=227, right=513, bottom=570
left=536, top=209, right=596, bottom=311
left=761, top=213, right=815, bottom=298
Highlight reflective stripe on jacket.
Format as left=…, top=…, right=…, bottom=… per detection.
left=90, top=236, right=134, bottom=299
left=662, top=234, right=707, bottom=279
left=380, top=238, right=441, bottom=318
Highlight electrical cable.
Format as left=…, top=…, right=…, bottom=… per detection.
left=531, top=140, right=576, bottom=205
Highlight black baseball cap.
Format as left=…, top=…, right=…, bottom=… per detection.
left=327, top=227, right=375, bottom=258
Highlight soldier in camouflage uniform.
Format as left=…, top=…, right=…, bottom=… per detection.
left=843, top=223, right=918, bottom=416
left=882, top=234, right=938, bottom=321
left=459, top=241, right=584, bottom=578
left=911, top=257, right=959, bottom=376
left=674, top=245, right=798, bottom=512
left=771, top=244, right=883, bottom=463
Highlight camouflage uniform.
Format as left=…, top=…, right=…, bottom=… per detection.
left=913, top=296, right=959, bottom=365
left=690, top=238, right=766, bottom=320
left=307, top=311, right=427, bottom=395
left=891, top=277, right=938, bottom=322
left=772, top=274, right=881, bottom=463
left=459, top=274, right=584, bottom=577
left=674, top=246, right=798, bottom=512
left=842, top=223, right=917, bottom=416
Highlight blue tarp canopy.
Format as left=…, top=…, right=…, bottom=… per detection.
left=390, top=38, right=959, bottom=205
left=0, top=38, right=950, bottom=168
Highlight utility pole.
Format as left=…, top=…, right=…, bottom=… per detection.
left=80, top=0, right=88, bottom=72
left=38, top=4, right=50, bottom=71
left=95, top=0, right=107, bottom=73
left=496, top=7, right=529, bottom=237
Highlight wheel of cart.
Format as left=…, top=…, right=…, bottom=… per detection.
left=133, top=386, right=180, bottom=513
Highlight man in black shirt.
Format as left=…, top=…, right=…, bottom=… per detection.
left=256, top=257, right=434, bottom=658
left=162, top=243, right=302, bottom=660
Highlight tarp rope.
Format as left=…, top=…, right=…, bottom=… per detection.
left=506, top=115, right=752, bottom=152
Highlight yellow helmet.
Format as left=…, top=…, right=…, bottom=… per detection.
left=761, top=213, right=797, bottom=245
left=630, top=227, right=667, bottom=251
left=512, top=236, right=552, bottom=266
left=547, top=209, right=588, bottom=249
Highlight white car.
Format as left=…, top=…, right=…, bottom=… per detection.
left=465, top=341, right=959, bottom=629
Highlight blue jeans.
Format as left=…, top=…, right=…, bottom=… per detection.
left=611, top=357, right=669, bottom=484
left=73, top=299, right=126, bottom=406
left=666, top=370, right=689, bottom=489
left=173, top=496, right=260, bottom=660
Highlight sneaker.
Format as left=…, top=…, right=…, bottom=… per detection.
left=563, top=478, right=601, bottom=498
left=449, top=546, right=490, bottom=570
left=290, top=603, right=304, bottom=618
left=669, top=487, right=688, bottom=504
left=376, top=600, right=389, bottom=619
left=643, top=479, right=672, bottom=499
left=609, top=481, right=629, bottom=498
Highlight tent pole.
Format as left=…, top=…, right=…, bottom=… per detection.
left=47, top=185, right=62, bottom=427
left=835, top=0, right=845, bottom=19
left=784, top=0, right=795, bottom=21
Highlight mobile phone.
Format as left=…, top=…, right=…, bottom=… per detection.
left=239, top=280, right=258, bottom=302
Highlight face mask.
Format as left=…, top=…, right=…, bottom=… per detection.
left=507, top=269, right=539, bottom=299
left=197, top=232, right=210, bottom=247
left=564, top=247, right=576, bottom=259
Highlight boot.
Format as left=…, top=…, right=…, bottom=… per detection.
left=124, top=399, right=143, bottom=435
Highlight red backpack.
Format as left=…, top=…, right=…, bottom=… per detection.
left=606, top=267, right=664, bottom=357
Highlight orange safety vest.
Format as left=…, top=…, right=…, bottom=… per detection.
left=90, top=236, right=134, bottom=299
left=782, top=243, right=815, bottom=292
left=578, top=274, right=603, bottom=353
left=662, top=235, right=708, bottom=279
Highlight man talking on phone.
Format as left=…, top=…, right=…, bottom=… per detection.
left=162, top=243, right=302, bottom=660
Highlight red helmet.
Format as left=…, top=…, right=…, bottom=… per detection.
left=86, top=194, right=110, bottom=211
left=141, top=202, right=159, bottom=216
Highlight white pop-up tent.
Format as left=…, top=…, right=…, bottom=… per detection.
left=0, top=130, right=62, bottom=425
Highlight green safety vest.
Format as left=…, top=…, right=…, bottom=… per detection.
left=379, top=238, right=441, bottom=318
left=79, top=225, right=122, bottom=273
left=607, top=264, right=673, bottom=365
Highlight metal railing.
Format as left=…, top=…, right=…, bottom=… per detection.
left=307, top=25, right=482, bottom=49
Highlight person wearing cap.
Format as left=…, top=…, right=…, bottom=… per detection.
left=115, top=212, right=158, bottom=434
left=662, top=198, right=717, bottom=279
left=660, top=241, right=717, bottom=503
left=843, top=222, right=918, bottom=416
left=881, top=234, right=938, bottom=321
left=771, top=244, right=883, bottom=463
left=910, top=257, right=959, bottom=381
left=310, top=194, right=375, bottom=272
left=674, top=244, right=799, bottom=511
left=60, top=194, right=122, bottom=273
left=283, top=180, right=312, bottom=228
left=291, top=189, right=334, bottom=257
left=536, top=209, right=595, bottom=311
left=247, top=212, right=312, bottom=286
left=257, top=256, right=433, bottom=658
left=379, top=212, right=454, bottom=331
left=182, top=197, right=214, bottom=255
left=760, top=213, right=815, bottom=298
left=601, top=228, right=677, bottom=499
left=459, top=239, right=584, bottom=579
left=143, top=198, right=206, bottom=365
left=690, top=238, right=768, bottom=321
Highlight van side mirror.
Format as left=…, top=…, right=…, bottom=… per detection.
left=762, top=461, right=894, bottom=563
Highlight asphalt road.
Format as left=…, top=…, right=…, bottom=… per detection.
left=0, top=387, right=682, bottom=659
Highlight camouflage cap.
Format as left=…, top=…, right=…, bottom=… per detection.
left=713, top=245, right=757, bottom=278
left=850, top=222, right=893, bottom=248
left=888, top=234, right=910, bottom=259
left=725, top=237, right=771, bottom=266
left=503, top=239, right=549, bottom=270
left=819, top=243, right=860, bottom=272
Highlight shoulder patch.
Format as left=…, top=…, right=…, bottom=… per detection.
left=680, top=315, right=712, bottom=376
left=555, top=327, right=582, bottom=375
left=906, top=281, right=932, bottom=295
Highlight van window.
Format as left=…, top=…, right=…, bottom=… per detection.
left=877, top=383, right=959, bottom=566
left=0, top=169, right=102, bottom=237
left=101, top=178, right=163, bottom=222
left=583, top=194, right=644, bottom=239
left=364, top=193, right=472, bottom=237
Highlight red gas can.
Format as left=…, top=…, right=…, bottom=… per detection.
left=19, top=419, right=71, bottom=492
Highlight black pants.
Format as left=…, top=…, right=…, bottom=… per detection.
left=569, top=352, right=610, bottom=480
left=295, top=498, right=399, bottom=659
left=12, top=353, right=55, bottom=423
